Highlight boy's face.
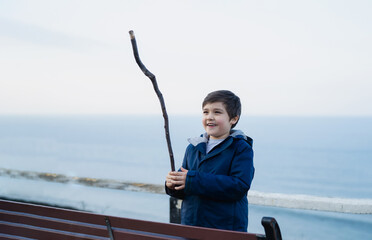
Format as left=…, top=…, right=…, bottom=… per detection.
left=202, top=102, right=238, bottom=140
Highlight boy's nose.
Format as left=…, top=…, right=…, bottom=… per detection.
left=207, top=113, right=214, bottom=120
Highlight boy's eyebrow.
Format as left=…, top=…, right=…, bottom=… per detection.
left=203, top=107, right=225, bottom=111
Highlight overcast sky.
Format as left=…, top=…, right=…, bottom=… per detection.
left=0, top=0, right=371, bottom=116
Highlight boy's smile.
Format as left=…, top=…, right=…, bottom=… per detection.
left=202, top=102, right=238, bottom=140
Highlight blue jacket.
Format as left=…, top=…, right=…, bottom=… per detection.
left=166, top=130, right=254, bottom=232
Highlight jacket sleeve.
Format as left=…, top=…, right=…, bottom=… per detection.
left=184, top=142, right=254, bottom=202
left=165, top=184, right=185, bottom=199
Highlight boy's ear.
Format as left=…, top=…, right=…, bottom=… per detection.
left=230, top=116, right=239, bottom=125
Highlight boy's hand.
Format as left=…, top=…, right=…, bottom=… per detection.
left=166, top=167, right=188, bottom=190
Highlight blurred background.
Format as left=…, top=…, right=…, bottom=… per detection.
left=1, top=1, right=372, bottom=239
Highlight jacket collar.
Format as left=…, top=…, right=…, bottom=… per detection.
left=188, top=130, right=251, bottom=146
left=187, top=129, right=253, bottom=156
left=187, top=132, right=208, bottom=146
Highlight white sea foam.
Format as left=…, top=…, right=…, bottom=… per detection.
left=248, top=191, right=372, bottom=214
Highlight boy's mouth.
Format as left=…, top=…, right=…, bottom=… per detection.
left=207, top=123, right=216, bottom=127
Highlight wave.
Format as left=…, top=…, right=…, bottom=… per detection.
left=1, top=168, right=371, bottom=214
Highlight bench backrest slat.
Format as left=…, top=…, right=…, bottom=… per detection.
left=0, top=221, right=106, bottom=240
left=0, top=209, right=108, bottom=237
left=0, top=199, right=267, bottom=240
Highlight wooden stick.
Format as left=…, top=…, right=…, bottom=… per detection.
left=129, top=30, right=175, bottom=171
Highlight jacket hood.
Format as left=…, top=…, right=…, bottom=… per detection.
left=188, top=129, right=253, bottom=147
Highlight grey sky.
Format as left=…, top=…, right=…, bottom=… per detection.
left=0, top=0, right=371, bottom=116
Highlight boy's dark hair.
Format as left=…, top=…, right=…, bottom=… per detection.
left=202, top=90, right=241, bottom=129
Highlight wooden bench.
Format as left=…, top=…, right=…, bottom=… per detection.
left=0, top=199, right=282, bottom=240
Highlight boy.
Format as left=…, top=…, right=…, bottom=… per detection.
left=165, top=90, right=254, bottom=232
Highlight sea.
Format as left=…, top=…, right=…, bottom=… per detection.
left=0, top=115, right=371, bottom=239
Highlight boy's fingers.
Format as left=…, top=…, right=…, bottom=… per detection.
left=166, top=176, right=174, bottom=181
left=175, top=185, right=185, bottom=190
left=171, top=176, right=186, bottom=181
left=169, top=173, right=185, bottom=178
left=171, top=179, right=184, bottom=184
left=169, top=171, right=187, bottom=176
